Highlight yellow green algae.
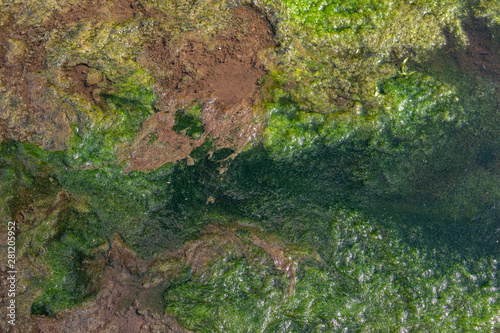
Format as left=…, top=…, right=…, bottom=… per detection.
left=1, top=0, right=500, bottom=331
left=164, top=212, right=500, bottom=332
left=44, top=20, right=158, bottom=167
left=476, top=0, right=500, bottom=25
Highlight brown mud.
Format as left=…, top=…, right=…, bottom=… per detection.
left=142, top=7, right=275, bottom=108
left=49, top=0, right=141, bottom=27
left=64, top=64, right=96, bottom=102
left=117, top=92, right=265, bottom=172
left=0, top=2, right=276, bottom=331
left=117, top=7, right=275, bottom=172
left=444, top=18, right=500, bottom=82
left=33, top=237, right=190, bottom=333
left=0, top=0, right=145, bottom=150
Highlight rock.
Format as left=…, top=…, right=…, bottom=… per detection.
left=4, top=39, right=29, bottom=65
left=85, top=68, right=103, bottom=86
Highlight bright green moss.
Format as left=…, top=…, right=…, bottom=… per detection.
left=261, top=0, right=467, bottom=113
left=68, top=73, right=157, bottom=166
left=30, top=209, right=105, bottom=316
left=165, top=257, right=290, bottom=332
left=264, top=101, right=368, bottom=157
left=164, top=211, right=500, bottom=332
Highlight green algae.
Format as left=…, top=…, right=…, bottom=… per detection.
left=164, top=212, right=500, bottom=332
left=1, top=0, right=500, bottom=329
left=476, top=0, right=500, bottom=25
left=0, top=142, right=106, bottom=316
left=182, top=24, right=500, bottom=329
left=43, top=19, right=159, bottom=167
left=0, top=141, right=218, bottom=315
left=73, top=86, right=156, bottom=164
left=30, top=209, right=105, bottom=316
left=165, top=257, right=290, bottom=332
left=235, top=48, right=499, bottom=254
left=173, top=104, right=205, bottom=139
left=263, top=71, right=464, bottom=160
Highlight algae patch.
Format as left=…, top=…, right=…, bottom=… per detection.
left=1, top=0, right=500, bottom=332
left=172, top=104, right=205, bottom=139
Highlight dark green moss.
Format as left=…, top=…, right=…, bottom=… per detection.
left=211, top=148, right=234, bottom=161
left=190, top=139, right=213, bottom=161
left=172, top=105, right=205, bottom=139
left=2, top=0, right=500, bottom=328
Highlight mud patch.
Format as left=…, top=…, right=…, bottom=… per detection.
left=64, top=64, right=93, bottom=100
left=0, top=0, right=143, bottom=151
left=117, top=92, right=264, bottom=172
left=63, top=64, right=107, bottom=104
left=142, top=7, right=275, bottom=108
left=49, top=0, right=140, bottom=27
left=108, top=0, right=140, bottom=22
left=32, top=225, right=300, bottom=332
left=120, top=7, right=275, bottom=172
left=0, top=0, right=144, bottom=148
left=33, top=237, right=190, bottom=333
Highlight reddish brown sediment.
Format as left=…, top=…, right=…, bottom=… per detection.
left=120, top=7, right=276, bottom=172
left=444, top=18, right=500, bottom=82
left=141, top=7, right=275, bottom=108
left=33, top=237, right=191, bottom=333
left=117, top=91, right=265, bottom=172
left=0, top=0, right=145, bottom=151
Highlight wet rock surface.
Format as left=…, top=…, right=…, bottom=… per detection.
left=1, top=0, right=500, bottom=332
left=0, top=1, right=276, bottom=331
left=120, top=6, right=275, bottom=172
left=142, top=7, right=275, bottom=108
left=32, top=238, right=190, bottom=333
